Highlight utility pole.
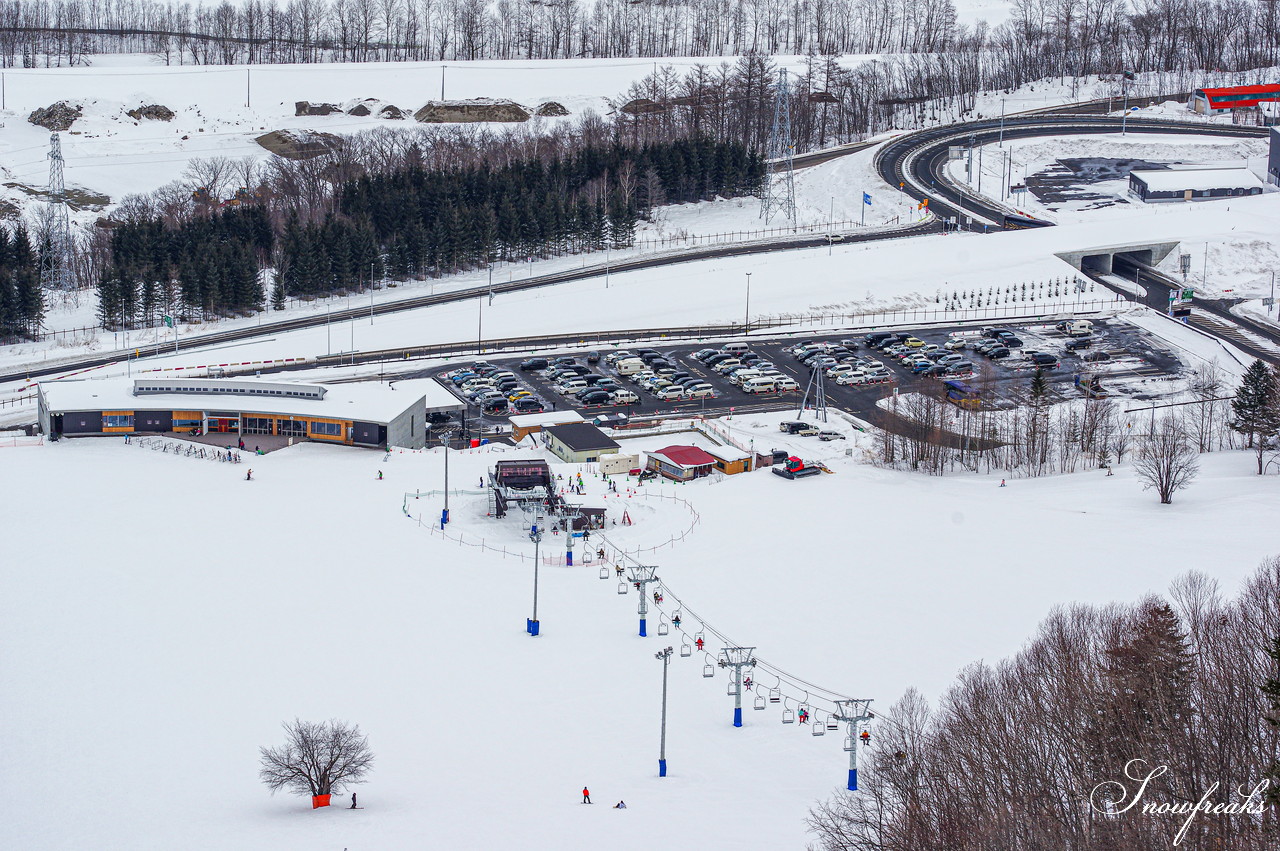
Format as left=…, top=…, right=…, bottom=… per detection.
left=627, top=565, right=660, bottom=636
left=833, top=699, right=874, bottom=791
left=370, top=262, right=376, bottom=325
left=744, top=271, right=752, bottom=330
left=440, top=435, right=450, bottom=528
left=998, top=98, right=1005, bottom=147
left=246, top=68, right=251, bottom=109
left=655, top=646, right=673, bottom=776
left=527, top=524, right=543, bottom=636
left=441, top=64, right=446, bottom=100
left=718, top=647, right=757, bottom=727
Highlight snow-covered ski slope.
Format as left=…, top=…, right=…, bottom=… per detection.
left=3, top=424, right=1277, bottom=850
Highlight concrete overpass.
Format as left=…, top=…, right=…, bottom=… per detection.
left=1055, top=241, right=1180, bottom=274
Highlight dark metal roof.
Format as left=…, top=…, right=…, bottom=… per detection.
left=544, top=423, right=620, bottom=453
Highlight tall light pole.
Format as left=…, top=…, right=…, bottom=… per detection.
left=998, top=98, right=1006, bottom=147
left=527, top=524, right=544, bottom=636
left=744, top=272, right=752, bottom=331
left=656, top=646, right=673, bottom=777
left=440, top=435, right=450, bottom=529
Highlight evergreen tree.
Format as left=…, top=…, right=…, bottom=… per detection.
left=271, top=273, right=286, bottom=310
left=1230, top=359, right=1280, bottom=473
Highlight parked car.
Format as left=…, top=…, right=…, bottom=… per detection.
left=512, top=398, right=544, bottom=413
left=586, top=351, right=601, bottom=364
left=1065, top=337, right=1093, bottom=351
left=1028, top=352, right=1059, bottom=367
left=987, top=347, right=1011, bottom=359
left=817, top=430, right=846, bottom=441
left=579, top=390, right=613, bottom=405
left=654, top=385, right=687, bottom=401
left=611, top=389, right=640, bottom=405
left=1082, top=350, right=1112, bottom=362
left=686, top=385, right=716, bottom=399
left=779, top=421, right=820, bottom=436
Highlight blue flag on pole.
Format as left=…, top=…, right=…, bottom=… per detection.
left=863, top=192, right=872, bottom=206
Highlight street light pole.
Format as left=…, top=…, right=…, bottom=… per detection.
left=744, top=272, right=752, bottom=331
left=998, top=98, right=1005, bottom=147
left=528, top=524, right=544, bottom=636
left=656, top=646, right=673, bottom=777
left=440, top=435, right=450, bottom=528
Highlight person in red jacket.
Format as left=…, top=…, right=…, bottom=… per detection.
left=582, top=787, right=592, bottom=804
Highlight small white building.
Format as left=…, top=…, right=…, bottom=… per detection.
left=508, top=410, right=585, bottom=442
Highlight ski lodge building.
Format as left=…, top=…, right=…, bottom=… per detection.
left=36, top=376, right=455, bottom=449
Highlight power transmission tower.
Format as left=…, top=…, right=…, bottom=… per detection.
left=39, top=133, right=73, bottom=291
left=760, top=68, right=796, bottom=224
left=798, top=363, right=828, bottom=422
left=718, top=646, right=757, bottom=727
left=833, top=698, right=874, bottom=791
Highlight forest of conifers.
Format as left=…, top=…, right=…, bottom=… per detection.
left=97, top=135, right=762, bottom=327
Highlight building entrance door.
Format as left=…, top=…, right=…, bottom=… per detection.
left=209, top=417, right=239, bottom=433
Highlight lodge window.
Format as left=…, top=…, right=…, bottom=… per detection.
left=311, top=421, right=342, bottom=436
left=103, top=414, right=133, bottom=428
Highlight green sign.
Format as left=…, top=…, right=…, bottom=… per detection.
left=162, top=315, right=174, bottom=328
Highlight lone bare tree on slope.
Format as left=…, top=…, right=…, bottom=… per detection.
left=1133, top=416, right=1200, bottom=505
left=259, top=719, right=374, bottom=799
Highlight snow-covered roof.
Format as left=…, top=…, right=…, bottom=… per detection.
left=703, top=443, right=752, bottom=463
left=508, top=411, right=585, bottom=429
left=1130, top=168, right=1265, bottom=192
left=39, top=376, right=428, bottom=424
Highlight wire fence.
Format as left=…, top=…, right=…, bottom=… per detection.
left=0, top=433, right=43, bottom=447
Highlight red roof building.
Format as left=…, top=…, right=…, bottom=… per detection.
left=647, top=445, right=719, bottom=481
left=1190, top=85, right=1280, bottom=113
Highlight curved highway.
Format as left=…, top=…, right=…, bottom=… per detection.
left=876, top=114, right=1266, bottom=228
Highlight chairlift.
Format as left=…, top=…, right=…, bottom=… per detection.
left=844, top=735, right=856, bottom=752
left=826, top=716, right=840, bottom=731
left=680, top=641, right=692, bottom=657
left=702, top=664, right=714, bottom=678
left=782, top=709, right=795, bottom=724
left=672, top=609, right=682, bottom=621
left=812, top=715, right=826, bottom=736
left=754, top=695, right=766, bottom=711
left=769, top=688, right=781, bottom=704
left=726, top=680, right=737, bottom=696
left=617, top=581, right=628, bottom=595
left=598, top=565, right=609, bottom=579
left=658, top=621, right=669, bottom=636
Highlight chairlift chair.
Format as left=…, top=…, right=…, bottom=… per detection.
left=617, top=581, right=628, bottom=595
left=598, top=565, right=610, bottom=579
left=658, top=621, right=669, bottom=636
left=726, top=680, right=737, bottom=696
left=680, top=641, right=692, bottom=657
left=782, top=709, right=795, bottom=724
left=754, top=695, right=766, bottom=710
left=702, top=664, right=714, bottom=678
left=844, top=736, right=857, bottom=752
left=769, top=688, right=781, bottom=704
left=812, top=715, right=826, bottom=736
left=826, top=716, right=840, bottom=731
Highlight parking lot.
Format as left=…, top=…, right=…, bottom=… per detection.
left=425, top=317, right=1184, bottom=436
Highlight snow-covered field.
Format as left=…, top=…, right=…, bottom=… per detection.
left=3, top=414, right=1277, bottom=850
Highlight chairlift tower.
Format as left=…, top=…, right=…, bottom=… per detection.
left=39, top=133, right=74, bottom=291
left=718, top=646, right=757, bottom=727
left=798, top=363, right=829, bottom=422
left=627, top=565, right=660, bottom=637
left=760, top=68, right=796, bottom=224
left=833, top=698, right=874, bottom=791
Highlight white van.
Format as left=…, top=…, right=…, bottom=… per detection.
left=611, top=389, right=639, bottom=405
left=728, top=369, right=762, bottom=386
left=1063, top=319, right=1094, bottom=337
left=559, top=378, right=588, bottom=393
left=773, top=376, right=799, bottom=391
left=721, top=342, right=750, bottom=355
left=712, top=359, right=743, bottom=374
left=615, top=358, right=646, bottom=375
left=742, top=377, right=777, bottom=394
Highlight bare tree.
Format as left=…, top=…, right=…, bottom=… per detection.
left=259, top=718, right=374, bottom=798
left=1133, top=415, right=1200, bottom=504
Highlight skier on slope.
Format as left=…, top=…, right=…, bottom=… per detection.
left=582, top=787, right=592, bottom=804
